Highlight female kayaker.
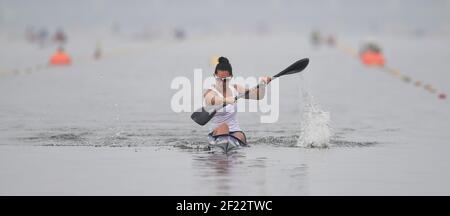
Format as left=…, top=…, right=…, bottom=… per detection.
left=203, top=56, right=272, bottom=146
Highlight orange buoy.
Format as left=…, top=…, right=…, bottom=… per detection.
left=360, top=51, right=385, bottom=67
left=49, top=47, right=71, bottom=66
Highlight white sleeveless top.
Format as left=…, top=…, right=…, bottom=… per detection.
left=207, top=84, right=241, bottom=133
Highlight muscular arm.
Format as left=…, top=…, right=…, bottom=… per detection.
left=235, top=83, right=267, bottom=100
left=204, top=90, right=235, bottom=106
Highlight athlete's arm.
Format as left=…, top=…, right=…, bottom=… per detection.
left=204, top=90, right=236, bottom=106
left=236, top=77, right=271, bottom=100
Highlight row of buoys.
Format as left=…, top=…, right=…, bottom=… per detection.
left=0, top=63, right=50, bottom=76
left=333, top=39, right=446, bottom=100
left=0, top=43, right=105, bottom=77
left=381, top=66, right=447, bottom=100
left=0, top=47, right=74, bottom=77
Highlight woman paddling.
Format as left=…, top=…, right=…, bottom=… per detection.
left=204, top=57, right=272, bottom=146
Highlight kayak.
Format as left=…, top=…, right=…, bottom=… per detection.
left=360, top=51, right=385, bottom=66
left=207, top=134, right=244, bottom=154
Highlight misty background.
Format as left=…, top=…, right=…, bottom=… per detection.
left=1, top=0, right=450, bottom=37
left=1, top=0, right=450, bottom=195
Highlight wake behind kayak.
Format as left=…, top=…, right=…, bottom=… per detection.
left=207, top=134, right=245, bottom=154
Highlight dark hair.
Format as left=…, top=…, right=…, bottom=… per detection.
left=215, top=56, right=232, bottom=75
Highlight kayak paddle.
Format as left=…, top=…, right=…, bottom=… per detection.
left=191, top=58, right=309, bottom=126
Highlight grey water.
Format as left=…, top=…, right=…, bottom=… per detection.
left=1, top=0, right=450, bottom=195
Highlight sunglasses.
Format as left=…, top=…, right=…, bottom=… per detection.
left=214, top=75, right=232, bottom=81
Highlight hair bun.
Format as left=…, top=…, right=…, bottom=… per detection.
left=218, top=56, right=229, bottom=64
left=215, top=56, right=232, bottom=75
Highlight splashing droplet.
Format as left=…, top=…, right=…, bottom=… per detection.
left=297, top=88, right=332, bottom=148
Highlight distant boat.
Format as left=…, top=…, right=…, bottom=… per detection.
left=49, top=47, right=71, bottom=66
left=360, top=51, right=385, bottom=67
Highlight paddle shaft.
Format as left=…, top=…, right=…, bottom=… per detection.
left=222, top=69, right=293, bottom=108
left=234, top=79, right=270, bottom=101
left=213, top=76, right=276, bottom=110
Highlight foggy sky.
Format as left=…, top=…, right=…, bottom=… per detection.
left=1, top=0, right=450, bottom=35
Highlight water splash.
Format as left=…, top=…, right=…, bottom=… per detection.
left=297, top=89, right=332, bottom=148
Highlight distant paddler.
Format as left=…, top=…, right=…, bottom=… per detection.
left=359, top=39, right=385, bottom=67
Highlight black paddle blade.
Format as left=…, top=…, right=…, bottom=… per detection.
left=273, top=58, right=309, bottom=78
left=191, top=107, right=217, bottom=126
